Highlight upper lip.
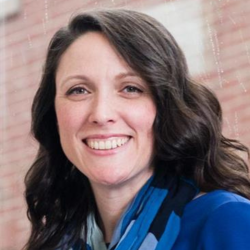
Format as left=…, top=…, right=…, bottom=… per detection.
left=83, top=134, right=131, bottom=140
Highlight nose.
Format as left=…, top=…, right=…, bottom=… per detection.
left=88, top=93, right=117, bottom=125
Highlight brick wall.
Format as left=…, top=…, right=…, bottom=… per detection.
left=201, top=0, right=250, bottom=147
left=0, top=0, right=249, bottom=249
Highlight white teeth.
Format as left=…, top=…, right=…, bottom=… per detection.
left=86, top=137, right=130, bottom=150
left=105, top=140, right=112, bottom=149
left=112, top=140, right=117, bottom=149
left=99, top=141, right=105, bottom=150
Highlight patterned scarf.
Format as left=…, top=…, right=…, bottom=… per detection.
left=61, top=174, right=198, bottom=250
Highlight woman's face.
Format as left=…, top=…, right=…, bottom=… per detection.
left=55, top=32, right=156, bottom=188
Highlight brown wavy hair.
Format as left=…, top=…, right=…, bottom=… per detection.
left=24, top=9, right=250, bottom=250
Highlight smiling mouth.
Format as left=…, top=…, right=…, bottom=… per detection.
left=84, top=137, right=131, bottom=150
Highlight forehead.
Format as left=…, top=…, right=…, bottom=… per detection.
left=56, top=32, right=134, bottom=81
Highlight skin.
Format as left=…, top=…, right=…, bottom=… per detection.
left=55, top=32, right=156, bottom=242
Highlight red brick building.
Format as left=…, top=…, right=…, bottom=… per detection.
left=0, top=0, right=249, bottom=249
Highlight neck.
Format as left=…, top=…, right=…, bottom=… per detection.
left=90, top=170, right=153, bottom=243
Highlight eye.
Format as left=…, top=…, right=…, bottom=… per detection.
left=123, top=85, right=143, bottom=93
left=66, top=87, right=89, bottom=96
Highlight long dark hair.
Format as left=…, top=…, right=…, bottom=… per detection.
left=24, top=9, right=250, bottom=250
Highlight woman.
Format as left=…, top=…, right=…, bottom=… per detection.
left=24, top=9, right=250, bottom=250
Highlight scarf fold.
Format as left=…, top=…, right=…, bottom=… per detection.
left=69, top=174, right=198, bottom=250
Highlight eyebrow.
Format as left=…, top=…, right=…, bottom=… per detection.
left=60, top=71, right=142, bottom=87
left=115, top=71, right=141, bottom=80
left=60, top=75, right=89, bottom=87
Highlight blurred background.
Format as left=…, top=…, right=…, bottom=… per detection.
left=0, top=0, right=249, bottom=249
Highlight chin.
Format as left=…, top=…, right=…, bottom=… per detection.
left=92, top=171, right=131, bottom=187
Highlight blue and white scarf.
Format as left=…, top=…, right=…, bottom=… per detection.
left=62, top=174, right=198, bottom=250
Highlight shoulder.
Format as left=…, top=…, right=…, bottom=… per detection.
left=193, top=189, right=249, bottom=206
left=173, top=190, right=250, bottom=250
left=185, top=189, right=250, bottom=216
left=193, top=190, right=250, bottom=249
left=198, top=190, right=250, bottom=228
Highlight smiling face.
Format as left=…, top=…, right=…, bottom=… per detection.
left=55, top=32, right=156, bottom=188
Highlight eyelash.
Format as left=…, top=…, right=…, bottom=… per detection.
left=123, top=85, right=143, bottom=93
left=65, top=85, right=143, bottom=96
left=66, top=87, right=88, bottom=96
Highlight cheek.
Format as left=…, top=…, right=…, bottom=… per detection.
left=128, top=101, right=156, bottom=136
left=55, top=102, right=83, bottom=135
